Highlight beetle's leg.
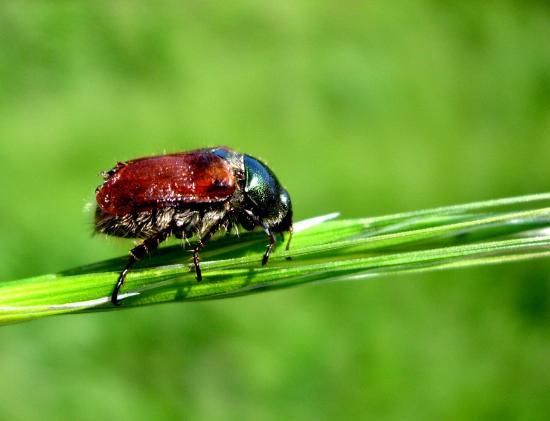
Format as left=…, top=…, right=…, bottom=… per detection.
left=112, top=229, right=172, bottom=306
left=192, top=216, right=228, bottom=281
left=242, top=209, right=278, bottom=267
left=192, top=239, right=205, bottom=282
left=112, top=257, right=137, bottom=307
left=261, top=226, right=277, bottom=266
left=261, top=223, right=293, bottom=265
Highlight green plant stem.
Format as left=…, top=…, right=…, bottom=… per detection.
left=1, top=193, right=549, bottom=326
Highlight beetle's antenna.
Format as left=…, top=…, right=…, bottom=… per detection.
left=285, top=225, right=293, bottom=260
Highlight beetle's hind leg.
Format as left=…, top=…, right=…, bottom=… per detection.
left=112, top=229, right=172, bottom=306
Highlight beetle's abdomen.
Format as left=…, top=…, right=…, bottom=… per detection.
left=95, top=206, right=203, bottom=239
left=96, top=152, right=236, bottom=216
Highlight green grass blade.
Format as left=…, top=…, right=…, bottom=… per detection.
left=1, top=194, right=549, bottom=326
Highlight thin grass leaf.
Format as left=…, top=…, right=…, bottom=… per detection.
left=1, top=194, right=549, bottom=326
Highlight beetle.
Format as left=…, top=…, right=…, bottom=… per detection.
left=94, top=147, right=293, bottom=306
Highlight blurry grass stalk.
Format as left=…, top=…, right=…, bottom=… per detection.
left=1, top=193, right=549, bottom=326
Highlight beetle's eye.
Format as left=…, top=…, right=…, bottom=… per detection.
left=280, top=190, right=290, bottom=208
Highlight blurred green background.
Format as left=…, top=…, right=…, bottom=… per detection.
left=1, top=1, right=549, bottom=419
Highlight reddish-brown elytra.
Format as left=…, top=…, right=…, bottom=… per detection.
left=95, top=147, right=293, bottom=306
